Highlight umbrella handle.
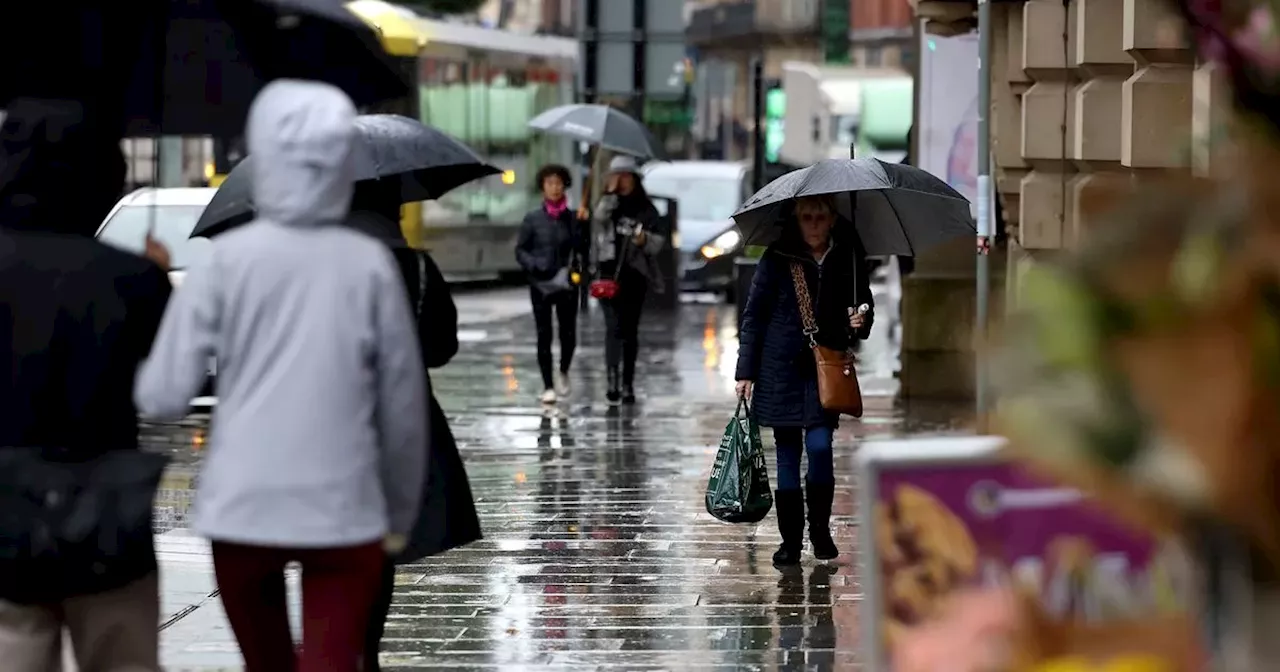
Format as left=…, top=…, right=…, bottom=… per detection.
left=580, top=146, right=600, bottom=211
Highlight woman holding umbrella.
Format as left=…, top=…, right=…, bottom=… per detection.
left=729, top=157, right=973, bottom=566
left=588, top=156, right=667, bottom=406
left=349, top=180, right=482, bottom=672
left=734, top=194, right=873, bottom=567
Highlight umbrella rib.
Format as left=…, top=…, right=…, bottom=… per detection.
left=877, top=191, right=917, bottom=257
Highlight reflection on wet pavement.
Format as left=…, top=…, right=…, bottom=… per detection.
left=149, top=298, right=968, bottom=670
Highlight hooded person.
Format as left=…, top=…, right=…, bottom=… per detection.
left=589, top=155, right=667, bottom=405
left=347, top=178, right=483, bottom=672
left=0, top=98, right=173, bottom=671
left=133, top=80, right=428, bottom=672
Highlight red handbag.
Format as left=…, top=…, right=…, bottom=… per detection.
left=590, top=233, right=629, bottom=300
left=589, top=279, right=619, bottom=299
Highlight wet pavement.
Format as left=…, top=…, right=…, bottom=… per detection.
left=146, top=284, right=969, bottom=670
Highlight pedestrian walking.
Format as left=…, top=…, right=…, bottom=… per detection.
left=0, top=99, right=172, bottom=672
left=516, top=164, right=586, bottom=404
left=346, top=179, right=482, bottom=672
left=733, top=194, right=874, bottom=567
left=586, top=156, right=667, bottom=405
left=134, top=80, right=428, bottom=672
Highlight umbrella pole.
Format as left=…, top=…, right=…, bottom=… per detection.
left=578, top=146, right=602, bottom=311
left=975, top=0, right=994, bottom=429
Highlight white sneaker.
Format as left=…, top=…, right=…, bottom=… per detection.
left=540, top=389, right=558, bottom=404
left=555, top=372, right=571, bottom=396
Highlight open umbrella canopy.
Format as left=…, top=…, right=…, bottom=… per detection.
left=732, top=158, right=975, bottom=257
left=0, top=0, right=410, bottom=137
left=528, top=104, right=664, bottom=160
left=192, top=114, right=499, bottom=238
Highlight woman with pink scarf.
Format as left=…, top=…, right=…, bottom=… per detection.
left=516, top=164, right=588, bottom=404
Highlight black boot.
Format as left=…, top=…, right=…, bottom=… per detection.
left=805, top=479, right=839, bottom=560
left=622, top=361, right=636, bottom=404
left=606, top=366, right=622, bottom=406
left=772, top=490, right=804, bottom=567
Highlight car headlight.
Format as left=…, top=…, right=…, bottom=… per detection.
left=700, top=229, right=742, bottom=260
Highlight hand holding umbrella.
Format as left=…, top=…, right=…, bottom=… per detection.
left=848, top=304, right=870, bottom=331
left=144, top=232, right=172, bottom=271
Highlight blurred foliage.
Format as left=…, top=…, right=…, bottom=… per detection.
left=995, top=161, right=1280, bottom=574
left=402, top=0, right=485, bottom=15
left=1173, top=0, right=1280, bottom=132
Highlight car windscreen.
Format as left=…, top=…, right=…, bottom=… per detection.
left=642, top=174, right=742, bottom=222
left=97, top=205, right=212, bottom=270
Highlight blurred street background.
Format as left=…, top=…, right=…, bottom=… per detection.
left=56, top=0, right=1221, bottom=667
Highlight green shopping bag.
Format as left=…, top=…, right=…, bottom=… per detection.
left=705, top=400, right=774, bottom=523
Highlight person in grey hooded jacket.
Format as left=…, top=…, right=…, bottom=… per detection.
left=134, top=80, right=427, bottom=672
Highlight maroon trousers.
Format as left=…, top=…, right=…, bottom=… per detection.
left=211, top=540, right=385, bottom=672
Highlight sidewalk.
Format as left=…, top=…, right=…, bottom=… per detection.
left=149, top=289, right=963, bottom=670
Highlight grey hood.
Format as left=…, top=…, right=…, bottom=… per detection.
left=246, top=79, right=358, bottom=227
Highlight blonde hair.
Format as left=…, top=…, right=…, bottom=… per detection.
left=794, top=195, right=836, bottom=216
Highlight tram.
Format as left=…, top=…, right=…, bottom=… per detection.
left=122, top=1, right=579, bottom=280
left=299, top=1, right=581, bottom=278
left=407, top=13, right=579, bottom=279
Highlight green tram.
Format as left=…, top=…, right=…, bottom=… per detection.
left=125, top=2, right=580, bottom=281
left=367, top=6, right=579, bottom=279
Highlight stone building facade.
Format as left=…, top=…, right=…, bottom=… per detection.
left=897, top=0, right=1234, bottom=400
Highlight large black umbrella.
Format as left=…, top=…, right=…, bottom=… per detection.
left=0, top=0, right=409, bottom=137
left=192, top=114, right=499, bottom=238
left=528, top=104, right=664, bottom=160
left=732, top=158, right=975, bottom=257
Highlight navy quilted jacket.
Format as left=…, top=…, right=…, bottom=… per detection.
left=734, top=235, right=873, bottom=428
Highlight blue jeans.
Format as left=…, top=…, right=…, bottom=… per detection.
left=773, top=425, right=835, bottom=492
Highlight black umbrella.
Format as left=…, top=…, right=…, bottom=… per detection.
left=0, top=0, right=409, bottom=137
left=732, top=158, right=975, bottom=257
left=192, top=114, right=499, bottom=238
left=528, top=104, right=664, bottom=160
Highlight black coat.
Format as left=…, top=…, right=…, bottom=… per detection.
left=0, top=104, right=172, bottom=600
left=596, top=192, right=667, bottom=293
left=383, top=243, right=482, bottom=562
left=515, top=205, right=585, bottom=282
left=735, top=234, right=874, bottom=428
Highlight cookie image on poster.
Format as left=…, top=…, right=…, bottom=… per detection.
left=878, top=484, right=979, bottom=647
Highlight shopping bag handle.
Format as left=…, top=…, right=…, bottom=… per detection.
left=735, top=397, right=752, bottom=419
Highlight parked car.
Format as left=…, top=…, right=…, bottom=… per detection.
left=641, top=161, right=749, bottom=299
left=95, top=187, right=217, bottom=409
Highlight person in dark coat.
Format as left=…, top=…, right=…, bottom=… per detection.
left=516, top=164, right=586, bottom=405
left=0, top=100, right=173, bottom=669
left=734, top=194, right=873, bottom=568
left=351, top=180, right=482, bottom=672
left=588, top=155, right=668, bottom=405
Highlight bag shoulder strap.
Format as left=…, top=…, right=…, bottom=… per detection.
left=788, top=261, right=818, bottom=347
left=611, top=228, right=630, bottom=281
left=415, top=252, right=428, bottom=317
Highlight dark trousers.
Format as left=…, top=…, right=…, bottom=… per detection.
left=530, top=286, right=578, bottom=389
left=602, top=281, right=648, bottom=384
left=364, top=557, right=396, bottom=672
left=210, top=540, right=385, bottom=672
left=773, top=425, right=836, bottom=491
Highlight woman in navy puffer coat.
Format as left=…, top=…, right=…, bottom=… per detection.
left=734, top=194, right=873, bottom=567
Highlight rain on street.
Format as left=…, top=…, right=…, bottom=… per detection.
left=145, top=284, right=965, bottom=671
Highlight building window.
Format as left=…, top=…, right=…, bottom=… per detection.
left=900, top=45, right=916, bottom=70
left=866, top=46, right=882, bottom=66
